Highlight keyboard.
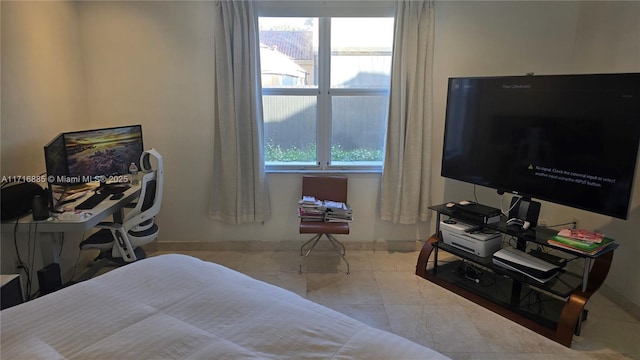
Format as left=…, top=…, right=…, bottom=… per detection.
left=75, top=192, right=109, bottom=210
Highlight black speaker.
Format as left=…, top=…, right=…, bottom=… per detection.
left=509, top=197, right=541, bottom=227
left=37, top=263, right=62, bottom=295
left=0, top=182, right=45, bottom=220
left=32, top=194, right=50, bottom=220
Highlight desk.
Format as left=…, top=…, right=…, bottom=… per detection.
left=1, top=184, right=140, bottom=289
left=1, top=184, right=141, bottom=234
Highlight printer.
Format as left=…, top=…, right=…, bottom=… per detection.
left=440, top=219, right=502, bottom=257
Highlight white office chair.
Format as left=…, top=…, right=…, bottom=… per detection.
left=78, top=149, right=163, bottom=278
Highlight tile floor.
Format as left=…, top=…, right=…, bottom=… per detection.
left=149, top=248, right=639, bottom=360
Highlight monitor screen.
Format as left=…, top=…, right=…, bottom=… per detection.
left=441, top=73, right=640, bottom=219
left=65, top=125, right=143, bottom=179
left=44, top=125, right=144, bottom=185
left=44, top=133, right=68, bottom=185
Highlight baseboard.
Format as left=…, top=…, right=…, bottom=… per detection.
left=598, top=284, right=640, bottom=320
left=149, top=239, right=422, bottom=253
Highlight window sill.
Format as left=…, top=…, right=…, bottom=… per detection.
left=266, top=168, right=382, bottom=175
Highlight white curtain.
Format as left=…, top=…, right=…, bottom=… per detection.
left=380, top=0, right=435, bottom=224
left=209, top=0, right=271, bottom=224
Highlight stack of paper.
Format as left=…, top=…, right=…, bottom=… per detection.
left=297, top=196, right=325, bottom=221
left=297, top=196, right=353, bottom=222
left=323, top=200, right=353, bottom=222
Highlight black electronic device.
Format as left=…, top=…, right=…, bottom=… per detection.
left=44, top=125, right=144, bottom=186
left=110, top=193, right=124, bottom=200
left=75, top=192, right=110, bottom=210
left=508, top=197, right=541, bottom=228
left=31, top=194, right=50, bottom=220
left=528, top=249, right=567, bottom=268
left=37, top=263, right=62, bottom=296
left=101, top=182, right=130, bottom=194
left=452, top=202, right=502, bottom=224
left=441, top=73, right=640, bottom=220
left=0, top=182, right=47, bottom=220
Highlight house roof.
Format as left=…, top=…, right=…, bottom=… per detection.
left=259, top=31, right=314, bottom=60
left=260, top=45, right=306, bottom=77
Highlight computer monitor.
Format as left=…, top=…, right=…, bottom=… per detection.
left=44, top=125, right=144, bottom=186
left=44, top=133, right=68, bottom=185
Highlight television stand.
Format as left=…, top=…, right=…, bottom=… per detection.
left=416, top=203, right=617, bottom=347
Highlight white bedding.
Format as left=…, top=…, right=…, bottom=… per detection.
left=1, top=254, right=448, bottom=359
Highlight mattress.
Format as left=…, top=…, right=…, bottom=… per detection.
left=1, top=254, right=448, bottom=359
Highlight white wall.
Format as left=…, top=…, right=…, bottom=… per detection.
left=1, top=1, right=87, bottom=174
left=75, top=1, right=430, bottom=244
left=1, top=1, right=638, bottom=308
left=0, top=1, right=89, bottom=279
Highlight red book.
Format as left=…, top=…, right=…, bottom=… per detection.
left=557, top=228, right=605, bottom=243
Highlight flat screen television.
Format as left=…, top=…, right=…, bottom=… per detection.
left=44, top=125, right=144, bottom=185
left=441, top=73, right=640, bottom=220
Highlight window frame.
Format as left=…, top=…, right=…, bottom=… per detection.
left=257, top=3, right=395, bottom=173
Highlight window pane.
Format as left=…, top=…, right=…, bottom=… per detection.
left=331, top=96, right=388, bottom=164
left=331, top=18, right=393, bottom=89
left=263, top=95, right=317, bottom=164
left=259, top=17, right=318, bottom=88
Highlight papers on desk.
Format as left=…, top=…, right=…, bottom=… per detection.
left=51, top=183, right=100, bottom=201
left=56, top=190, right=90, bottom=202
left=56, top=211, right=92, bottom=221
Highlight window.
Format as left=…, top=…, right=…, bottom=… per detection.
left=259, top=16, right=394, bottom=171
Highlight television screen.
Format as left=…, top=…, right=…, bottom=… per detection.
left=441, top=73, right=640, bottom=219
left=44, top=125, right=144, bottom=185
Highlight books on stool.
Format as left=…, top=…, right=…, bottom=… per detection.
left=297, top=196, right=352, bottom=222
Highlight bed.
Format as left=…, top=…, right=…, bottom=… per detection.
left=1, top=254, right=448, bottom=359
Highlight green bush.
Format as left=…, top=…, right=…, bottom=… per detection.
left=331, top=144, right=383, bottom=162
left=265, top=141, right=316, bottom=162
left=266, top=141, right=383, bottom=163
